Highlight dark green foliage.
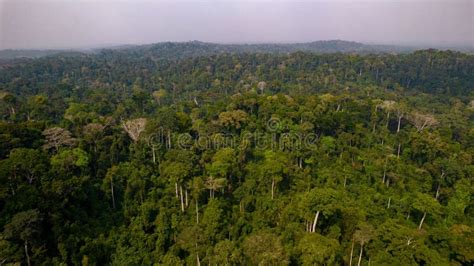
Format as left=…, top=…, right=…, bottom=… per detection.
left=0, top=47, right=472, bottom=265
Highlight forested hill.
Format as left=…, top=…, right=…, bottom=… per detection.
left=2, top=40, right=472, bottom=61
left=0, top=47, right=473, bottom=265
left=0, top=40, right=413, bottom=60
left=106, top=40, right=413, bottom=59
left=1, top=49, right=473, bottom=103
left=0, top=49, right=82, bottom=60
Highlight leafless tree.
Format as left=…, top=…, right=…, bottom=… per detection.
left=42, top=127, right=77, bottom=152
left=353, top=224, right=374, bottom=266
left=378, top=100, right=396, bottom=128
left=409, top=112, right=438, bottom=132
left=257, top=81, right=267, bottom=94
left=83, top=123, right=105, bottom=137
left=122, top=118, right=147, bottom=142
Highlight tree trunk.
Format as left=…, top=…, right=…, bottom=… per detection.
left=25, top=241, right=31, bottom=266
left=387, top=197, right=391, bottom=209
left=10, top=179, right=15, bottom=196
left=185, top=189, right=188, bottom=207
left=180, top=185, right=184, bottom=212
left=111, top=177, right=116, bottom=209
left=175, top=182, right=179, bottom=198
left=397, top=143, right=401, bottom=158
left=349, top=240, right=354, bottom=266
left=152, top=146, right=156, bottom=164
left=195, top=200, right=199, bottom=224
left=167, top=131, right=171, bottom=149
left=436, top=172, right=445, bottom=200
left=27, top=173, right=34, bottom=185
left=419, top=119, right=429, bottom=132
left=418, top=212, right=427, bottom=230
left=271, top=178, right=275, bottom=200
left=311, top=211, right=320, bottom=233
left=397, top=115, right=402, bottom=133
left=386, top=112, right=390, bottom=129
left=357, top=244, right=363, bottom=266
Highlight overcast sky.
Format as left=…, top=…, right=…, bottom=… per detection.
left=0, top=0, right=472, bottom=49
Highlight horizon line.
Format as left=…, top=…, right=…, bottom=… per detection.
left=1, top=39, right=473, bottom=52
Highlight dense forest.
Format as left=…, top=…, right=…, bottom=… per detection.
left=0, top=40, right=412, bottom=60
left=0, top=45, right=473, bottom=265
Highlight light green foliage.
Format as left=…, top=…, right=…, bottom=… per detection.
left=243, top=232, right=288, bottom=265
left=64, top=102, right=98, bottom=125
left=51, top=148, right=89, bottom=171
left=207, top=148, right=236, bottom=178
left=301, top=188, right=345, bottom=220
left=446, top=179, right=472, bottom=225
left=217, top=110, right=248, bottom=130
left=412, top=192, right=442, bottom=219
left=296, top=233, right=340, bottom=265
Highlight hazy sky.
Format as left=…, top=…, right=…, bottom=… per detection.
left=0, top=0, right=472, bottom=49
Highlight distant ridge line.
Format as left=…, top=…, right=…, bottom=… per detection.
left=1, top=40, right=472, bottom=59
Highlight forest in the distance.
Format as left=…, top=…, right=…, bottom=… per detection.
left=0, top=43, right=473, bottom=265
left=0, top=40, right=409, bottom=59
